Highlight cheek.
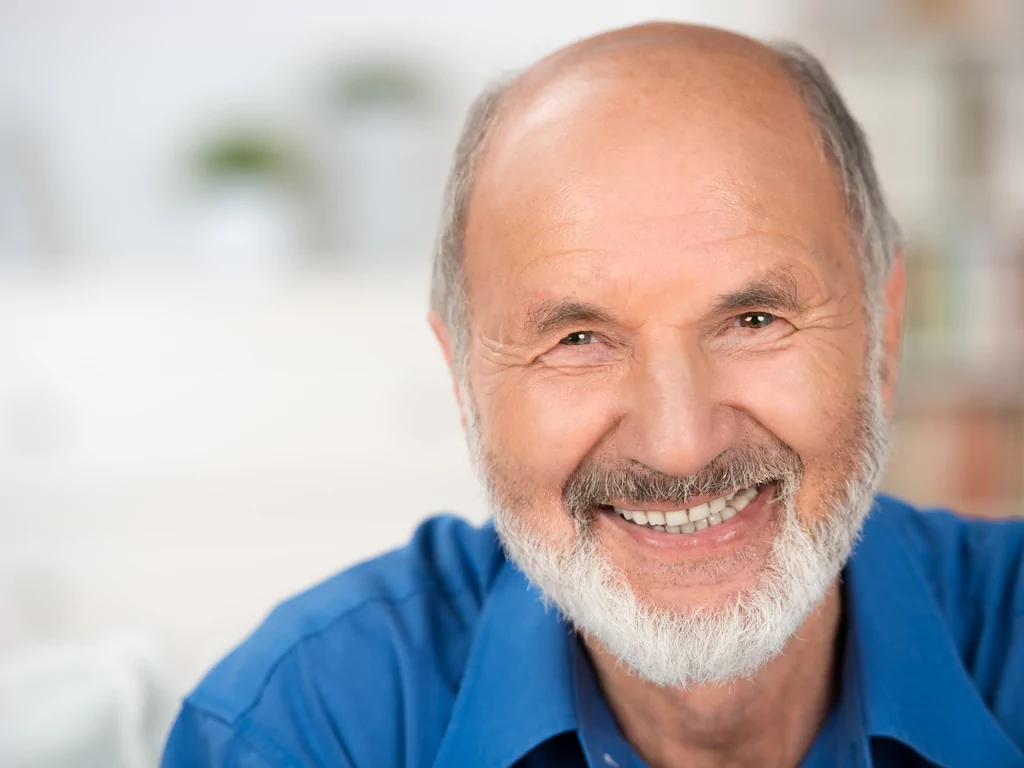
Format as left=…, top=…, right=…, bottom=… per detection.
left=481, top=370, right=621, bottom=496
left=740, top=352, right=860, bottom=447
left=718, top=340, right=868, bottom=507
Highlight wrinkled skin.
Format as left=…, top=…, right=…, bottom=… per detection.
left=431, top=23, right=904, bottom=768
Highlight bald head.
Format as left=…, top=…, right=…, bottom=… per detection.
left=500, top=22, right=798, bottom=123
left=431, top=23, right=899, bottom=367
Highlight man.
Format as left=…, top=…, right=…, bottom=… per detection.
left=162, top=22, right=1024, bottom=768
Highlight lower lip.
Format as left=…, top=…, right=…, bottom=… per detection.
left=597, top=484, right=777, bottom=553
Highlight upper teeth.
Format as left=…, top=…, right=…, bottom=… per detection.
left=613, top=486, right=758, bottom=534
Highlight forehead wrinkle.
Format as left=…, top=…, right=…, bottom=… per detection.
left=497, top=174, right=833, bottom=267
left=504, top=246, right=616, bottom=302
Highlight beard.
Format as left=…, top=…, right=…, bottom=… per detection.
left=464, top=370, right=890, bottom=688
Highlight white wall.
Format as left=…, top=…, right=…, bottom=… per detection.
left=4, top=272, right=482, bottom=687
left=0, top=0, right=802, bottom=264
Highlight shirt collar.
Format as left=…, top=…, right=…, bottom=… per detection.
left=573, top=638, right=644, bottom=768
left=845, top=496, right=1024, bottom=767
left=432, top=561, right=580, bottom=768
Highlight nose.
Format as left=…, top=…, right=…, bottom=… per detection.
left=616, top=332, right=735, bottom=478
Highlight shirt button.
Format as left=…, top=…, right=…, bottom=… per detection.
left=602, top=754, right=620, bottom=767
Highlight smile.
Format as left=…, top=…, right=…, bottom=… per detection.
left=611, top=485, right=760, bottom=535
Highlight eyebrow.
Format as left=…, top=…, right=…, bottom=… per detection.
left=709, top=268, right=806, bottom=316
left=524, top=299, right=618, bottom=340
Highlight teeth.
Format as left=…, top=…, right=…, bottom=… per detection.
left=611, top=485, right=761, bottom=535
left=688, top=503, right=711, bottom=522
left=664, top=510, right=688, bottom=527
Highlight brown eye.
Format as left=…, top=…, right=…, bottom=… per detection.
left=738, top=312, right=775, bottom=329
left=560, top=331, right=596, bottom=345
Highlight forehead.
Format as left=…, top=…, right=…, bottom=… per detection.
left=463, top=58, right=855, bottom=324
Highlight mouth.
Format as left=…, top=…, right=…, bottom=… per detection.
left=603, top=483, right=766, bottom=536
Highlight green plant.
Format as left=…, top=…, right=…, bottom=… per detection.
left=197, top=133, right=292, bottom=181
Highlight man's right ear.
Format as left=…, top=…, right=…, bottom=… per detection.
left=428, top=311, right=455, bottom=368
left=428, top=311, right=467, bottom=418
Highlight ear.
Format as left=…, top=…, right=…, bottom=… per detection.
left=880, top=249, right=906, bottom=417
left=428, top=310, right=455, bottom=368
left=428, top=311, right=468, bottom=426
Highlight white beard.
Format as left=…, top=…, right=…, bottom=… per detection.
left=472, top=382, right=889, bottom=688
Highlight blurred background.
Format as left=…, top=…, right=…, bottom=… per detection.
left=1, top=0, right=1022, bottom=765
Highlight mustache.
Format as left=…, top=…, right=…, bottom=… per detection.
left=562, top=442, right=803, bottom=521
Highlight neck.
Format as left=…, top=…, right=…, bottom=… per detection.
left=583, top=582, right=843, bottom=768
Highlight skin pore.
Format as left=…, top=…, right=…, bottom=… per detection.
left=430, top=23, right=905, bottom=768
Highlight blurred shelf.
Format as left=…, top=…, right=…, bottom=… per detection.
left=896, top=367, right=1024, bottom=412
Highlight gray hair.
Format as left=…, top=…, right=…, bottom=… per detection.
left=430, top=41, right=901, bottom=369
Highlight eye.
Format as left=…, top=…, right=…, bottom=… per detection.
left=735, top=312, right=776, bottom=329
left=559, top=331, right=598, bottom=345
left=712, top=310, right=794, bottom=352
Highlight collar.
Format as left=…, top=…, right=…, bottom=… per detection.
left=432, top=562, right=579, bottom=768
left=845, top=497, right=1024, bottom=767
left=573, top=638, right=644, bottom=768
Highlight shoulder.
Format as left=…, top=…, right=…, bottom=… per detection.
left=877, top=495, right=1024, bottom=616
left=875, top=495, right=1024, bottom=726
left=163, top=515, right=506, bottom=768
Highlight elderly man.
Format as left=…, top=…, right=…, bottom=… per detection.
left=163, top=22, right=1024, bottom=768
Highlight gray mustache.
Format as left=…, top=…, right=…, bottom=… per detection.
left=562, top=443, right=803, bottom=520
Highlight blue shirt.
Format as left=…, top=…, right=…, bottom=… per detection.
left=162, top=496, right=1024, bottom=767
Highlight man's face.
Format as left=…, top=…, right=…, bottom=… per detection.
left=446, top=57, right=898, bottom=683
